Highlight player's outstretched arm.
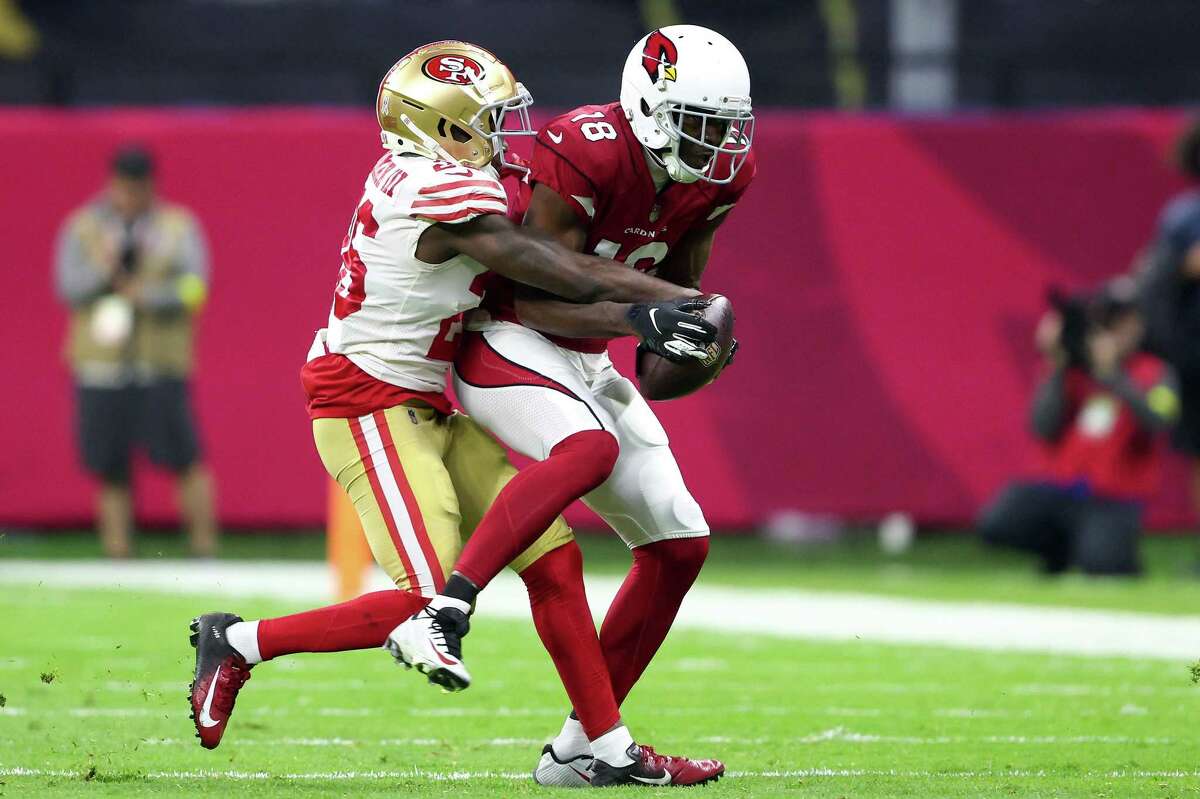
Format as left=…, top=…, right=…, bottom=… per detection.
left=417, top=213, right=696, bottom=304
left=514, top=214, right=730, bottom=338
left=511, top=182, right=647, bottom=337
left=513, top=286, right=635, bottom=338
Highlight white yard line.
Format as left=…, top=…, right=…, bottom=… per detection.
left=0, top=729, right=1179, bottom=748
left=4, top=559, right=1200, bottom=660
left=1, top=766, right=1198, bottom=781
left=132, top=736, right=545, bottom=747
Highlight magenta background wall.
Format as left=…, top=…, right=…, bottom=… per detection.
left=1, top=108, right=1193, bottom=530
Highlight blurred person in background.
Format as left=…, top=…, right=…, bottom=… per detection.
left=1137, top=118, right=1200, bottom=539
left=54, top=145, right=217, bottom=558
left=978, top=279, right=1178, bottom=576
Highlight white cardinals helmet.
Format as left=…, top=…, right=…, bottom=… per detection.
left=619, top=25, right=754, bottom=184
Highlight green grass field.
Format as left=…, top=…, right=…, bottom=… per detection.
left=3, top=532, right=1200, bottom=797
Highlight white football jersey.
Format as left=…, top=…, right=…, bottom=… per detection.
left=319, top=152, right=508, bottom=393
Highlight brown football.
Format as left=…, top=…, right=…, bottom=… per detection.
left=636, top=293, right=735, bottom=401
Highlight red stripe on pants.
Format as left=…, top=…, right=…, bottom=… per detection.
left=371, top=410, right=446, bottom=592
left=348, top=415, right=420, bottom=592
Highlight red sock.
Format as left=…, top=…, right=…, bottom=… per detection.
left=257, top=589, right=428, bottom=661
left=598, top=537, right=710, bottom=704
left=453, top=429, right=618, bottom=589
left=520, top=542, right=621, bottom=739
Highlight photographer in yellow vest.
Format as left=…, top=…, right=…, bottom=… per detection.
left=55, top=145, right=217, bottom=558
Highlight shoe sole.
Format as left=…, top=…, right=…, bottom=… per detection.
left=677, top=770, right=724, bottom=787
left=389, top=643, right=469, bottom=692
left=421, top=662, right=469, bottom=692
left=187, top=617, right=203, bottom=745
left=593, top=766, right=724, bottom=788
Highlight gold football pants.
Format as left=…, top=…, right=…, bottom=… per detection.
left=313, top=405, right=573, bottom=596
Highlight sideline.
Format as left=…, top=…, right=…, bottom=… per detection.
left=3, top=559, right=1199, bottom=660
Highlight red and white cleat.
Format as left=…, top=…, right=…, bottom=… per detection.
left=384, top=602, right=471, bottom=692
left=590, top=742, right=725, bottom=787
left=188, top=612, right=253, bottom=749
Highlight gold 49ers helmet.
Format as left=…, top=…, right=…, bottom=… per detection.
left=376, top=40, right=534, bottom=172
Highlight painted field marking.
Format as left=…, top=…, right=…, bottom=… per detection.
left=133, top=736, right=545, bottom=747
left=5, top=558, right=1200, bottom=660
left=2, top=766, right=1199, bottom=781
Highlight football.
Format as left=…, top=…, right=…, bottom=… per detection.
left=636, top=293, right=735, bottom=401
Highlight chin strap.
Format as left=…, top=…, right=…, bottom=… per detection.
left=383, top=113, right=461, bottom=165
left=661, top=152, right=704, bottom=184
left=644, top=132, right=710, bottom=185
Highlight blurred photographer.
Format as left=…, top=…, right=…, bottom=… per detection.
left=1138, top=117, right=1200, bottom=528
left=55, top=146, right=217, bottom=558
left=978, top=279, right=1178, bottom=576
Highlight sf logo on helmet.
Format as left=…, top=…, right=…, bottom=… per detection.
left=641, top=30, right=678, bottom=83
left=422, top=54, right=484, bottom=85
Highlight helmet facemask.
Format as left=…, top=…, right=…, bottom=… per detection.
left=650, top=98, right=754, bottom=185
left=467, top=82, right=535, bottom=174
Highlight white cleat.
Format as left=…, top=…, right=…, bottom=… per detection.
left=384, top=602, right=472, bottom=692
left=533, top=744, right=595, bottom=787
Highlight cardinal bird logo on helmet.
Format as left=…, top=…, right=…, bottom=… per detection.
left=641, top=30, right=678, bottom=83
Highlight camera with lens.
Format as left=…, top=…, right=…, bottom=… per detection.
left=1047, top=288, right=1093, bottom=369
left=1046, top=279, right=1140, bottom=371
left=118, top=224, right=140, bottom=277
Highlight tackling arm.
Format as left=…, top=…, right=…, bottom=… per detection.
left=512, top=183, right=638, bottom=337
left=514, top=188, right=731, bottom=337
left=416, top=209, right=695, bottom=305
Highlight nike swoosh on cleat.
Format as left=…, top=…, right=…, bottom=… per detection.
left=547, top=130, right=563, bottom=144
left=197, top=666, right=221, bottom=728
left=630, top=772, right=673, bottom=786
left=430, top=642, right=459, bottom=667
left=569, top=766, right=592, bottom=783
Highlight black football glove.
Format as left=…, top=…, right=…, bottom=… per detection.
left=627, top=298, right=717, bottom=364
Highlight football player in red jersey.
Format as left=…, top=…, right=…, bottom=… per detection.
left=391, top=25, right=753, bottom=787
left=186, top=40, right=728, bottom=787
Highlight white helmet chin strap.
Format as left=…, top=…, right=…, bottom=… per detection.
left=394, top=112, right=461, bottom=163
left=660, top=151, right=703, bottom=184
left=648, top=139, right=710, bottom=185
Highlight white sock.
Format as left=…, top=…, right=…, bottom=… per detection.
left=427, top=596, right=471, bottom=615
left=589, top=724, right=634, bottom=767
left=551, top=715, right=591, bottom=758
left=225, top=620, right=262, bottom=665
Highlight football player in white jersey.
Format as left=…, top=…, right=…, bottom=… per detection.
left=393, top=26, right=754, bottom=787
left=187, top=40, right=725, bottom=786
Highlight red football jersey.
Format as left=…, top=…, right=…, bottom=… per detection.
left=1040, top=354, right=1169, bottom=500
left=480, top=101, right=756, bottom=352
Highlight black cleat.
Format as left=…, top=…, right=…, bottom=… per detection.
left=188, top=612, right=252, bottom=749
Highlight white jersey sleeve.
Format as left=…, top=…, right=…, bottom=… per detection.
left=319, top=153, right=507, bottom=394
left=401, top=168, right=508, bottom=224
